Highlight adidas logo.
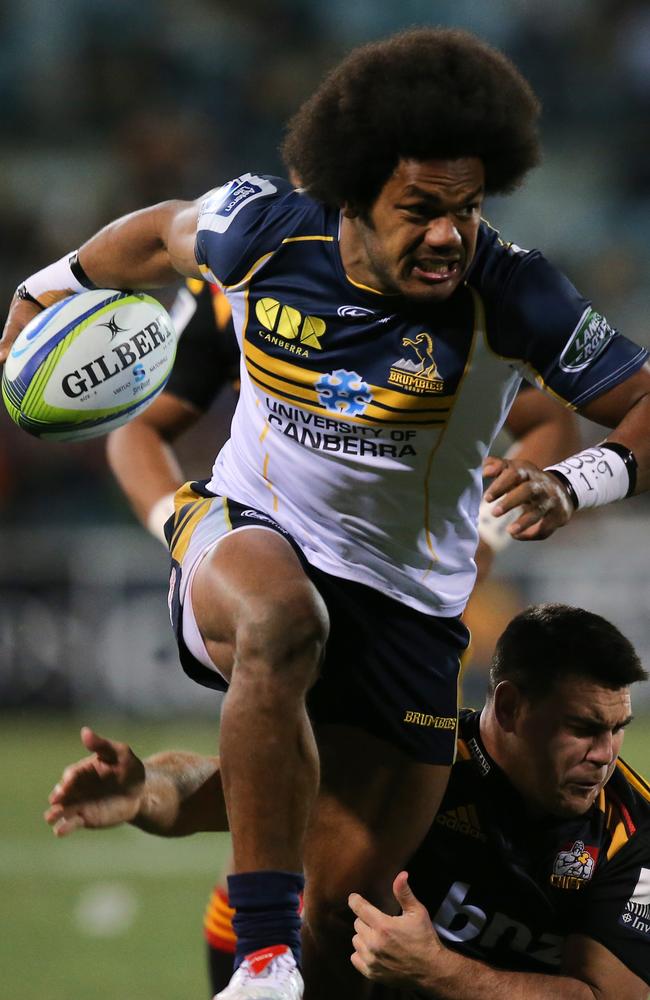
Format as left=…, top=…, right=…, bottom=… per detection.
left=435, top=804, right=485, bottom=841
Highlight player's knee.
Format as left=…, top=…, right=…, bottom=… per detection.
left=304, top=894, right=356, bottom=949
left=306, top=866, right=393, bottom=937
left=234, top=587, right=328, bottom=689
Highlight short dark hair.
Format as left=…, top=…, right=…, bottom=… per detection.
left=282, top=27, right=542, bottom=214
left=488, top=604, right=647, bottom=700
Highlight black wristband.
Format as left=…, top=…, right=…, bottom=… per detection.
left=68, top=250, right=96, bottom=290
left=546, top=468, right=580, bottom=510
left=16, top=283, right=44, bottom=308
left=600, top=442, right=637, bottom=498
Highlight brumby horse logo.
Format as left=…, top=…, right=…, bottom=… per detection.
left=388, top=332, right=444, bottom=393
left=402, top=333, right=441, bottom=378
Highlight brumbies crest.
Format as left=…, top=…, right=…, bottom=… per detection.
left=389, top=332, right=444, bottom=393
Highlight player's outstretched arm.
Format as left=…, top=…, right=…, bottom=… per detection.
left=106, top=392, right=201, bottom=544
left=45, top=727, right=146, bottom=835
left=77, top=199, right=203, bottom=292
left=45, top=727, right=226, bottom=838
left=108, top=280, right=229, bottom=543
left=349, top=873, right=647, bottom=999
left=0, top=198, right=202, bottom=364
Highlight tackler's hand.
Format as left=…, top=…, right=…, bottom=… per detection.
left=349, top=872, right=447, bottom=988
left=44, top=727, right=146, bottom=836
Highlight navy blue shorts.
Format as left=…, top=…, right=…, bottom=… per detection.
left=166, top=485, right=469, bottom=765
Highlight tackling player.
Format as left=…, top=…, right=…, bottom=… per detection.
left=5, top=28, right=650, bottom=999
left=46, top=605, right=650, bottom=999
left=348, top=605, right=650, bottom=998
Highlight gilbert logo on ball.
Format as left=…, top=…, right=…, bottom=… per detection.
left=2, top=289, right=176, bottom=441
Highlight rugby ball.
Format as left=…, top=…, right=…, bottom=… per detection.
left=2, top=289, right=176, bottom=441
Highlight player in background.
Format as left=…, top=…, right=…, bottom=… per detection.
left=107, top=278, right=239, bottom=544
left=107, top=275, right=581, bottom=996
left=46, top=605, right=650, bottom=999
left=107, top=276, right=240, bottom=990
left=5, top=28, right=650, bottom=999
left=474, top=384, right=582, bottom=584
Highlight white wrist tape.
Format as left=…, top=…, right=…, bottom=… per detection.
left=478, top=497, right=522, bottom=553
left=146, top=492, right=177, bottom=547
left=22, top=251, right=94, bottom=308
left=545, top=445, right=633, bottom=510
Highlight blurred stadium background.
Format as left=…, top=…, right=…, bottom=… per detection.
left=1, top=2, right=649, bottom=997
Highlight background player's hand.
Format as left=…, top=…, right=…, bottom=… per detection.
left=482, top=456, right=574, bottom=541
left=0, top=293, right=42, bottom=364
left=349, top=872, right=445, bottom=987
left=45, top=727, right=146, bottom=836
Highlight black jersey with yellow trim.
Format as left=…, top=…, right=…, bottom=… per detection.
left=195, top=174, right=647, bottom=412
left=165, top=280, right=239, bottom=411
left=407, top=710, right=650, bottom=982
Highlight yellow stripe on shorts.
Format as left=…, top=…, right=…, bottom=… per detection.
left=170, top=483, right=213, bottom=563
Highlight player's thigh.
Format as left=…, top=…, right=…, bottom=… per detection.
left=192, top=526, right=329, bottom=683
left=304, top=568, right=468, bottom=766
left=304, top=723, right=449, bottom=907
left=299, top=572, right=467, bottom=914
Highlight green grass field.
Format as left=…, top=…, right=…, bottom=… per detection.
left=1, top=713, right=232, bottom=1000
left=2, top=711, right=650, bottom=1000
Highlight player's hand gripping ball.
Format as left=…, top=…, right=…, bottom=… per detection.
left=2, top=289, right=176, bottom=441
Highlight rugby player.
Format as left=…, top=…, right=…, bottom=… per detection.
left=6, top=27, right=650, bottom=999
left=46, top=605, right=650, bottom=999
left=106, top=276, right=581, bottom=996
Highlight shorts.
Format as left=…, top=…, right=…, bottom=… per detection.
left=165, top=482, right=470, bottom=765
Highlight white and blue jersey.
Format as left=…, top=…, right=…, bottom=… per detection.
left=195, top=174, right=647, bottom=617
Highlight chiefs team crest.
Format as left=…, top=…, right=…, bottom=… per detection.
left=550, top=840, right=599, bottom=890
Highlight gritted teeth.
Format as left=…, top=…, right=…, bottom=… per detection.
left=415, top=260, right=459, bottom=275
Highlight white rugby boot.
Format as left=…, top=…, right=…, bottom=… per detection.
left=213, top=945, right=303, bottom=1000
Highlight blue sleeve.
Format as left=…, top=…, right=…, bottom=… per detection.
left=478, top=244, right=647, bottom=408
left=194, top=174, right=298, bottom=288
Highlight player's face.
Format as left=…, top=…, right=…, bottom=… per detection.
left=513, top=677, right=632, bottom=818
left=341, top=157, right=485, bottom=303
